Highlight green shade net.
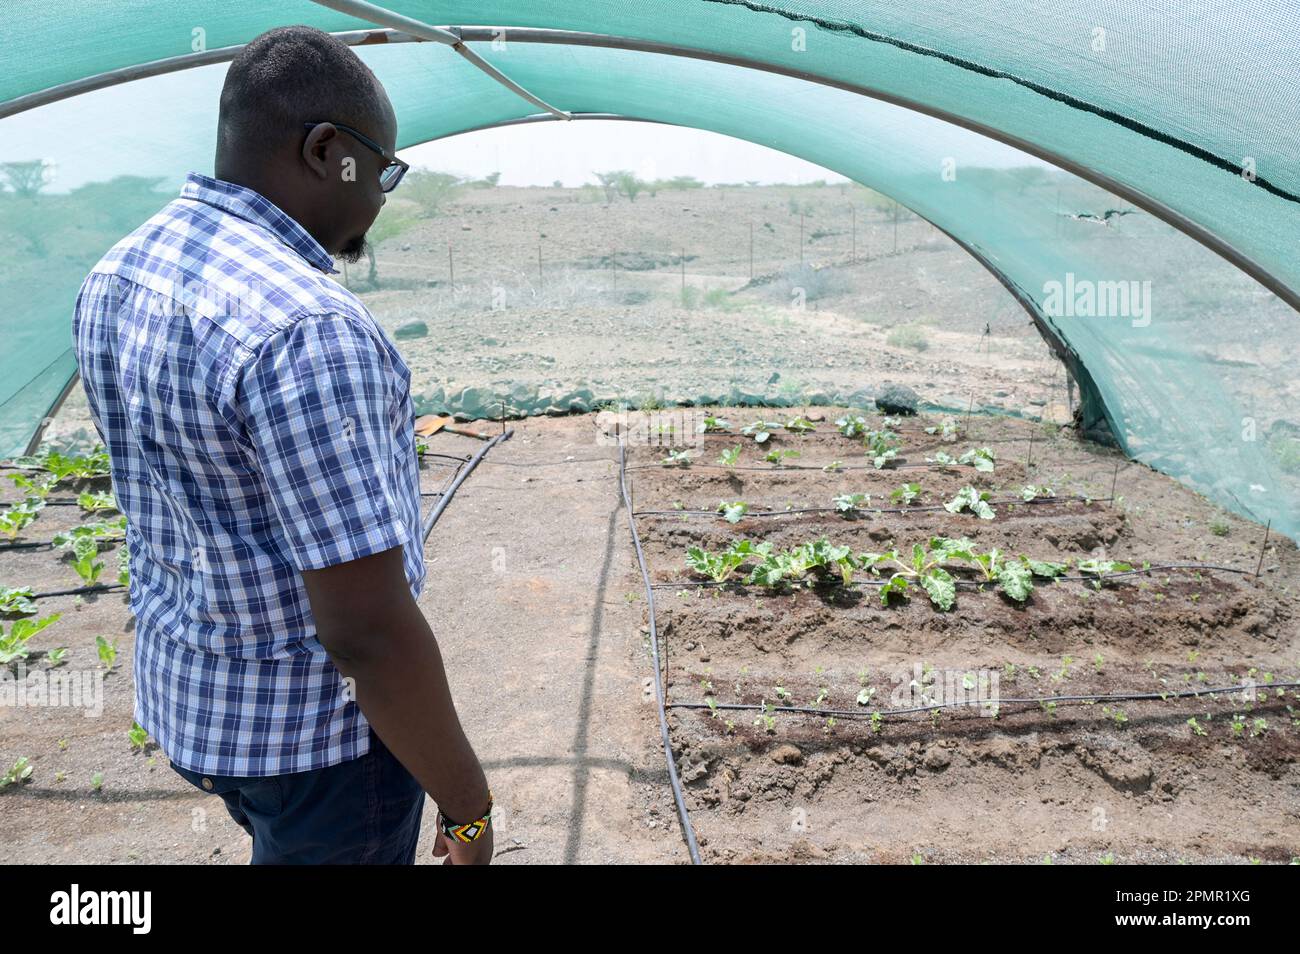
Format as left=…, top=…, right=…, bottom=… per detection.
left=1, top=3, right=1297, bottom=539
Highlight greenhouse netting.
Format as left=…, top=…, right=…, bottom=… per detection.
left=1, top=1, right=1297, bottom=537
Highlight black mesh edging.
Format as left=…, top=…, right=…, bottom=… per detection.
left=620, top=442, right=703, bottom=865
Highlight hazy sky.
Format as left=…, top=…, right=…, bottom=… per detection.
left=402, top=121, right=851, bottom=187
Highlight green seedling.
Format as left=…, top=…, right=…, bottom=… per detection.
left=944, top=486, right=996, bottom=520
left=783, top=416, right=816, bottom=434
left=926, top=450, right=958, bottom=469
left=46, top=647, right=68, bottom=667
left=717, top=445, right=742, bottom=467
left=128, top=722, right=148, bottom=751
left=741, top=420, right=783, bottom=444
left=764, top=448, right=800, bottom=465
left=833, top=492, right=870, bottom=515
left=91, top=772, right=104, bottom=792
left=0, top=500, right=44, bottom=541
left=9, top=471, right=57, bottom=501
left=1076, top=558, right=1133, bottom=585
left=0, top=614, right=60, bottom=664
left=924, top=418, right=961, bottom=439
left=0, top=756, right=34, bottom=789
left=968, top=548, right=1035, bottom=602
left=822, top=460, right=843, bottom=473
left=77, top=491, right=117, bottom=514
left=1020, top=484, right=1056, bottom=501
left=835, top=415, right=868, bottom=438
left=856, top=686, right=877, bottom=706
left=698, top=416, right=732, bottom=433
left=660, top=449, right=692, bottom=467
left=117, top=542, right=131, bottom=587
left=754, top=700, right=777, bottom=733
left=95, top=635, right=118, bottom=670
left=959, top=447, right=996, bottom=472
left=685, top=540, right=760, bottom=584
left=864, top=429, right=901, bottom=469
left=890, top=483, right=921, bottom=505
left=1022, top=557, right=1070, bottom=578
left=717, top=500, right=749, bottom=524
left=0, top=586, right=38, bottom=616
left=866, top=537, right=971, bottom=610
left=1187, top=716, right=1207, bottom=737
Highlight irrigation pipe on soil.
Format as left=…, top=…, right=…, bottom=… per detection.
left=421, top=429, right=513, bottom=542
left=667, top=681, right=1300, bottom=723
left=620, top=442, right=703, bottom=865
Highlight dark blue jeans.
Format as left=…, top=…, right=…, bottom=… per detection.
left=170, top=728, right=426, bottom=864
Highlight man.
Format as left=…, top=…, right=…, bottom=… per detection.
left=72, top=26, right=492, bottom=864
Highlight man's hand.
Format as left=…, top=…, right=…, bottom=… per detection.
left=432, top=827, right=494, bottom=865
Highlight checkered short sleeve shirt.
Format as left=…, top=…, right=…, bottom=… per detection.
left=73, top=172, right=425, bottom=776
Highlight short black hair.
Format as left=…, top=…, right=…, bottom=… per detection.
left=217, top=25, right=387, bottom=162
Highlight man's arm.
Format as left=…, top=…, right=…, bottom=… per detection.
left=302, top=547, right=491, bottom=863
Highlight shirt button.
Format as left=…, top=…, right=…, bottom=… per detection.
left=201, top=777, right=214, bottom=791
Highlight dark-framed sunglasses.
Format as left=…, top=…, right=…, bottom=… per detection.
left=304, top=121, right=410, bottom=193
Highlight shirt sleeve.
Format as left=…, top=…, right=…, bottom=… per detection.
left=237, top=312, right=411, bottom=571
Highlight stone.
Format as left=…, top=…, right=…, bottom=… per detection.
left=394, top=320, right=428, bottom=340
left=875, top=383, right=919, bottom=416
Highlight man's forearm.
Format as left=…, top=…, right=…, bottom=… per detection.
left=327, top=605, right=489, bottom=823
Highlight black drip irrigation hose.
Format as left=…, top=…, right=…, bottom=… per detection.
left=620, top=442, right=703, bottom=865
left=652, top=562, right=1251, bottom=591
left=30, top=583, right=125, bottom=600
left=421, top=430, right=514, bottom=542
left=635, top=494, right=1110, bottom=519
left=668, top=681, right=1300, bottom=723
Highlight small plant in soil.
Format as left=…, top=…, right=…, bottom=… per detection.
left=863, top=537, right=971, bottom=610
left=926, top=450, right=959, bottom=469
left=0, top=586, right=38, bottom=616
left=0, top=756, right=34, bottom=789
left=835, top=415, right=868, bottom=438
left=764, top=448, right=800, bottom=466
left=77, top=491, right=117, bottom=514
left=959, top=447, right=996, bottom=472
left=1209, top=519, right=1230, bottom=536
left=833, top=492, right=870, bottom=515
left=9, top=472, right=57, bottom=501
left=95, top=635, right=118, bottom=671
left=924, top=417, right=961, bottom=440
left=863, top=429, right=901, bottom=469
left=0, top=499, right=44, bottom=541
left=944, top=486, right=996, bottom=520
left=0, top=614, right=60, bottom=664
left=741, top=420, right=783, bottom=444
left=782, top=416, right=816, bottom=433
left=1076, top=558, right=1133, bottom=585
left=13, top=447, right=111, bottom=483
left=822, top=460, right=843, bottom=472
left=1187, top=717, right=1207, bottom=737
left=128, top=722, right=149, bottom=751
left=660, top=449, right=692, bottom=468
left=46, top=647, right=67, bottom=667
left=717, top=500, right=749, bottom=524
left=891, top=482, right=922, bottom=505
left=968, top=548, right=1035, bottom=602
left=1020, top=484, right=1056, bottom=501
left=698, top=416, right=732, bottom=433
left=685, top=540, right=759, bottom=584
left=717, top=445, right=741, bottom=467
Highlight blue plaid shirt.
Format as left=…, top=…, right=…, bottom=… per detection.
left=73, top=172, right=425, bottom=777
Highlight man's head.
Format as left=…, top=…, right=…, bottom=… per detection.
left=215, top=26, right=398, bottom=262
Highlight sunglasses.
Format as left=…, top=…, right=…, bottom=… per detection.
left=303, top=121, right=410, bottom=193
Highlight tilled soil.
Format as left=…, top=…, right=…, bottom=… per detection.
left=627, top=406, right=1300, bottom=863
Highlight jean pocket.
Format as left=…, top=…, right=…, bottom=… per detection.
left=170, top=762, right=283, bottom=814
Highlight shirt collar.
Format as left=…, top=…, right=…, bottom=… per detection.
left=180, top=172, right=338, bottom=274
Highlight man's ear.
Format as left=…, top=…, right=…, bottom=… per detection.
left=301, top=123, right=338, bottom=182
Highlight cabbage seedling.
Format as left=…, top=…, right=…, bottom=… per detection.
left=0, top=757, right=33, bottom=789
left=864, top=430, right=901, bottom=469
left=924, top=418, right=961, bottom=439
left=685, top=540, right=759, bottom=583
left=944, top=486, right=996, bottom=520
left=926, top=451, right=958, bottom=469
left=660, top=449, right=692, bottom=467
left=717, top=500, right=749, bottom=524
left=0, top=586, right=37, bottom=616
left=836, top=415, right=868, bottom=438
left=890, top=483, right=921, bottom=505
left=968, top=548, right=1035, bottom=602
left=698, top=416, right=732, bottom=433
left=717, top=445, right=741, bottom=467
left=1020, top=484, right=1055, bottom=501
left=0, top=500, right=44, bottom=541
left=958, top=447, right=996, bottom=472
left=783, top=416, right=816, bottom=433
left=1076, top=558, right=1133, bottom=585
left=833, top=492, right=870, bottom=515
left=741, top=420, right=783, bottom=444
left=95, top=635, right=118, bottom=670
left=0, top=614, right=60, bottom=664
left=77, top=491, right=117, bottom=514
left=764, top=448, right=800, bottom=466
